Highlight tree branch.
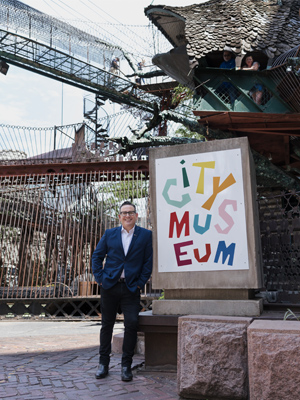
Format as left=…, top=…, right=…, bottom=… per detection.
left=126, top=70, right=167, bottom=79
left=110, top=108, right=300, bottom=191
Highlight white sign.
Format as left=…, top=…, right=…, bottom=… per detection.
left=155, top=148, right=249, bottom=272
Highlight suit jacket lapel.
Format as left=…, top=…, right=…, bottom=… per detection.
left=116, top=226, right=125, bottom=256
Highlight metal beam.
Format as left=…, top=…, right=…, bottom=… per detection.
left=0, top=160, right=150, bottom=178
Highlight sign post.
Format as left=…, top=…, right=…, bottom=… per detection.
left=149, top=137, right=263, bottom=316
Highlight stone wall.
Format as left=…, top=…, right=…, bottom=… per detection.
left=178, top=316, right=300, bottom=400
left=248, top=320, right=300, bottom=400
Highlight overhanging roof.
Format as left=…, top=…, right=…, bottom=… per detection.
left=194, top=111, right=300, bottom=136
left=145, top=1, right=300, bottom=60
left=144, top=6, right=186, bottom=48
left=194, top=111, right=300, bottom=177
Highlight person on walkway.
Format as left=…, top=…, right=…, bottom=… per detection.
left=110, top=57, right=119, bottom=75
left=216, top=48, right=237, bottom=104
left=135, top=59, right=145, bottom=84
left=92, top=201, right=153, bottom=382
left=241, top=54, right=263, bottom=105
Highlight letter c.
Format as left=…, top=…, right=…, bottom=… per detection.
left=162, top=178, right=191, bottom=208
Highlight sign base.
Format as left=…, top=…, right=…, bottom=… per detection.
left=152, top=298, right=263, bottom=317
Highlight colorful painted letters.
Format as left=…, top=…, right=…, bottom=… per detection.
left=164, top=159, right=237, bottom=267
left=156, top=148, right=249, bottom=272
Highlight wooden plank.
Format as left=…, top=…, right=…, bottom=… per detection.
left=194, top=111, right=300, bottom=124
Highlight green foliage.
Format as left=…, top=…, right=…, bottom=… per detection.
left=284, top=308, right=300, bottom=321
left=171, top=84, right=194, bottom=108
left=174, top=126, right=206, bottom=141
left=170, top=84, right=206, bottom=141
left=95, top=176, right=149, bottom=218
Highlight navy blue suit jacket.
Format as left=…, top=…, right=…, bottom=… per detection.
left=91, top=225, right=153, bottom=293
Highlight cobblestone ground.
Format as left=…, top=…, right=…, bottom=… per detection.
left=0, top=326, right=179, bottom=400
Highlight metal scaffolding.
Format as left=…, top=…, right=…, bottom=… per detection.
left=0, top=0, right=160, bottom=111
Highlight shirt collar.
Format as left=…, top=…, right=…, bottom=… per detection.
left=121, top=225, right=135, bottom=234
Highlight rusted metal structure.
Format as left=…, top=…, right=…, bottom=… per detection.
left=1, top=121, right=300, bottom=315
left=0, top=167, right=159, bottom=318
left=0, top=121, right=160, bottom=318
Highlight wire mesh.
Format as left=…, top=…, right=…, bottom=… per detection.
left=0, top=0, right=122, bottom=66
left=0, top=114, right=187, bottom=166
left=258, top=189, right=300, bottom=301
left=1, top=0, right=172, bottom=63
left=0, top=0, right=171, bottom=96
left=0, top=121, right=151, bottom=165
left=0, top=170, right=151, bottom=299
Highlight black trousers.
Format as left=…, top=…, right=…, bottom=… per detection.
left=99, top=282, right=140, bottom=367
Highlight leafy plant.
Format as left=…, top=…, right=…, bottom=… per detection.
left=284, top=308, right=300, bottom=321
left=171, top=84, right=194, bottom=108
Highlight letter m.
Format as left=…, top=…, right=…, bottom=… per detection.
left=169, top=211, right=190, bottom=238
left=214, top=241, right=236, bottom=266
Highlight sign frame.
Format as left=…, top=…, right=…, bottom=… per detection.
left=149, top=137, right=263, bottom=290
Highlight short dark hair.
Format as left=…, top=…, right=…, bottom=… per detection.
left=119, top=201, right=136, bottom=213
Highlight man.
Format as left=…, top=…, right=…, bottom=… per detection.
left=216, top=48, right=237, bottom=104
left=110, top=57, right=119, bottom=75
left=219, top=49, right=236, bottom=70
left=92, top=201, right=153, bottom=382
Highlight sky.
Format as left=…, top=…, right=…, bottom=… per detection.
left=0, top=0, right=196, bottom=129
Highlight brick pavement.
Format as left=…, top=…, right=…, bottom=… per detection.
left=0, top=322, right=179, bottom=400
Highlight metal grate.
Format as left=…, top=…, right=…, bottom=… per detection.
left=258, top=189, right=300, bottom=302
left=0, top=171, right=154, bottom=300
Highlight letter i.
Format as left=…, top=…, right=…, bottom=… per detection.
left=180, top=159, right=190, bottom=188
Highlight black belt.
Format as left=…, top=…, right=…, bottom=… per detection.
left=118, top=278, right=125, bottom=283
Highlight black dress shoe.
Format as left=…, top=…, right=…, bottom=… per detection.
left=95, top=364, right=109, bottom=379
left=121, top=366, right=133, bottom=382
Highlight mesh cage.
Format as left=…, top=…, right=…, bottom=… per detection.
left=258, top=189, right=300, bottom=302
left=0, top=171, right=151, bottom=300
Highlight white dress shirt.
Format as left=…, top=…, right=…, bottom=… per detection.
left=120, top=226, right=135, bottom=278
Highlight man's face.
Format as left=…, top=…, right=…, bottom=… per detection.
left=119, top=204, right=138, bottom=232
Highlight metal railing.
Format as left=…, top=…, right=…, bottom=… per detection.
left=0, top=122, right=149, bottom=166
left=193, top=67, right=293, bottom=114
left=1, top=0, right=122, bottom=66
